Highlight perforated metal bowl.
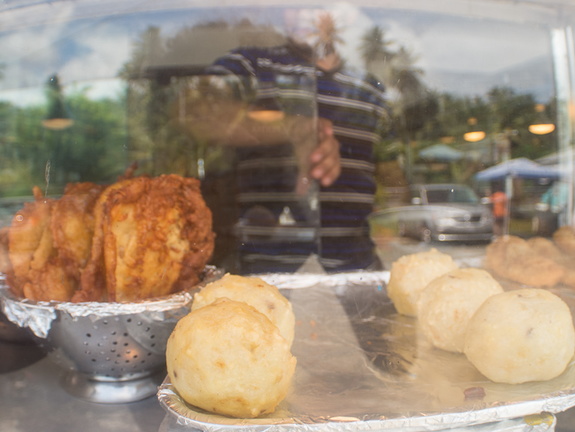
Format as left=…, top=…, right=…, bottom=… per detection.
left=0, top=267, right=220, bottom=403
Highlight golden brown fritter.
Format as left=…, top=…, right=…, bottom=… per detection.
left=75, top=174, right=214, bottom=302
left=6, top=184, right=103, bottom=301
left=7, top=188, right=57, bottom=299
left=484, top=235, right=565, bottom=287
left=51, top=182, right=105, bottom=282
left=0, top=227, right=12, bottom=277
left=22, top=259, right=77, bottom=302
left=4, top=174, right=214, bottom=303
left=527, top=235, right=575, bottom=288
left=527, top=236, right=566, bottom=261
left=553, top=226, right=575, bottom=255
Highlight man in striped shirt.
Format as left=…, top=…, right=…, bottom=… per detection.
left=207, top=36, right=389, bottom=274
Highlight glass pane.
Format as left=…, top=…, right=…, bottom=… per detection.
left=0, top=1, right=571, bottom=274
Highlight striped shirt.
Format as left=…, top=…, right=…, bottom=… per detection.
left=209, top=42, right=389, bottom=274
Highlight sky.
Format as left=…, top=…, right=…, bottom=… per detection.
left=0, top=1, right=557, bottom=106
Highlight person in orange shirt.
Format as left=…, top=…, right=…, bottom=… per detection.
left=490, top=188, right=508, bottom=236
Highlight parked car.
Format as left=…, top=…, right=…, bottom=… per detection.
left=372, top=184, right=494, bottom=243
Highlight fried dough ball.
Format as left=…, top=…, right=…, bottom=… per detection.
left=484, top=235, right=564, bottom=287
left=166, top=299, right=296, bottom=418
left=417, top=268, right=503, bottom=353
left=387, top=249, right=458, bottom=316
left=192, top=274, right=295, bottom=346
left=464, top=289, right=575, bottom=384
left=76, top=174, right=214, bottom=302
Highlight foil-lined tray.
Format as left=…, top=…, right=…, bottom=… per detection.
left=157, top=271, right=575, bottom=432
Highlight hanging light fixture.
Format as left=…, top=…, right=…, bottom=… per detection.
left=247, top=84, right=285, bottom=123
left=247, top=108, right=284, bottom=123
left=463, top=117, right=486, bottom=142
left=528, top=104, right=555, bottom=135
left=42, top=75, right=74, bottom=130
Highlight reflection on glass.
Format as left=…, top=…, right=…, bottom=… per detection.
left=0, top=1, right=571, bottom=260
left=529, top=104, right=556, bottom=135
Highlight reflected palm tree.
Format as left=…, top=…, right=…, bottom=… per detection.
left=310, top=12, right=344, bottom=59
left=360, top=26, right=395, bottom=81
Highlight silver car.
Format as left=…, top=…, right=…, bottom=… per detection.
left=374, top=184, right=494, bottom=243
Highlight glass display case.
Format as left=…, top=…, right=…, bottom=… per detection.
left=1, top=0, right=574, bottom=272
left=2, top=1, right=575, bottom=431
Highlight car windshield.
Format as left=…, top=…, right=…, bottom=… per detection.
left=425, top=187, right=479, bottom=204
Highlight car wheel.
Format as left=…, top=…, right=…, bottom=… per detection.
left=419, top=225, right=432, bottom=243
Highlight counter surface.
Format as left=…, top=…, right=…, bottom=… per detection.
left=0, top=340, right=165, bottom=432
left=4, top=270, right=575, bottom=432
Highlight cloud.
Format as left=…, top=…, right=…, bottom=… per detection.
left=399, top=14, right=550, bottom=74
left=1, top=25, right=64, bottom=89
left=0, top=2, right=556, bottom=105
left=326, top=2, right=377, bottom=68
left=59, top=30, right=131, bottom=83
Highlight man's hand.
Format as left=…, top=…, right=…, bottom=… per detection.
left=310, top=118, right=341, bottom=187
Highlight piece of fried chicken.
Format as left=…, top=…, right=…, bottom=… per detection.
left=75, top=174, right=214, bottom=302
left=6, top=184, right=103, bottom=301
left=0, top=227, right=11, bottom=278
left=6, top=187, right=67, bottom=300
left=51, top=182, right=106, bottom=282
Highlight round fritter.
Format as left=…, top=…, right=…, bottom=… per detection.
left=192, top=273, right=295, bottom=346
left=417, top=268, right=503, bottom=353
left=387, top=248, right=458, bottom=317
left=166, top=298, right=297, bottom=418
left=464, top=288, right=575, bottom=384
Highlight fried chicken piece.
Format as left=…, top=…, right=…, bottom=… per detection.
left=51, top=182, right=105, bottom=282
left=485, top=235, right=565, bottom=287
left=6, top=187, right=76, bottom=301
left=22, top=259, right=77, bottom=302
left=6, top=183, right=104, bottom=301
left=8, top=188, right=54, bottom=297
left=75, top=174, right=214, bottom=302
left=0, top=227, right=11, bottom=277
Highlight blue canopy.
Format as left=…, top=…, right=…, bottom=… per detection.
left=475, top=157, right=560, bottom=181
left=419, top=144, right=463, bottom=162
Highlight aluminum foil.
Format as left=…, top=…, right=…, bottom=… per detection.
left=157, top=271, right=575, bottom=432
left=0, top=266, right=221, bottom=338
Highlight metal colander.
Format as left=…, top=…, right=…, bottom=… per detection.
left=0, top=267, right=220, bottom=403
